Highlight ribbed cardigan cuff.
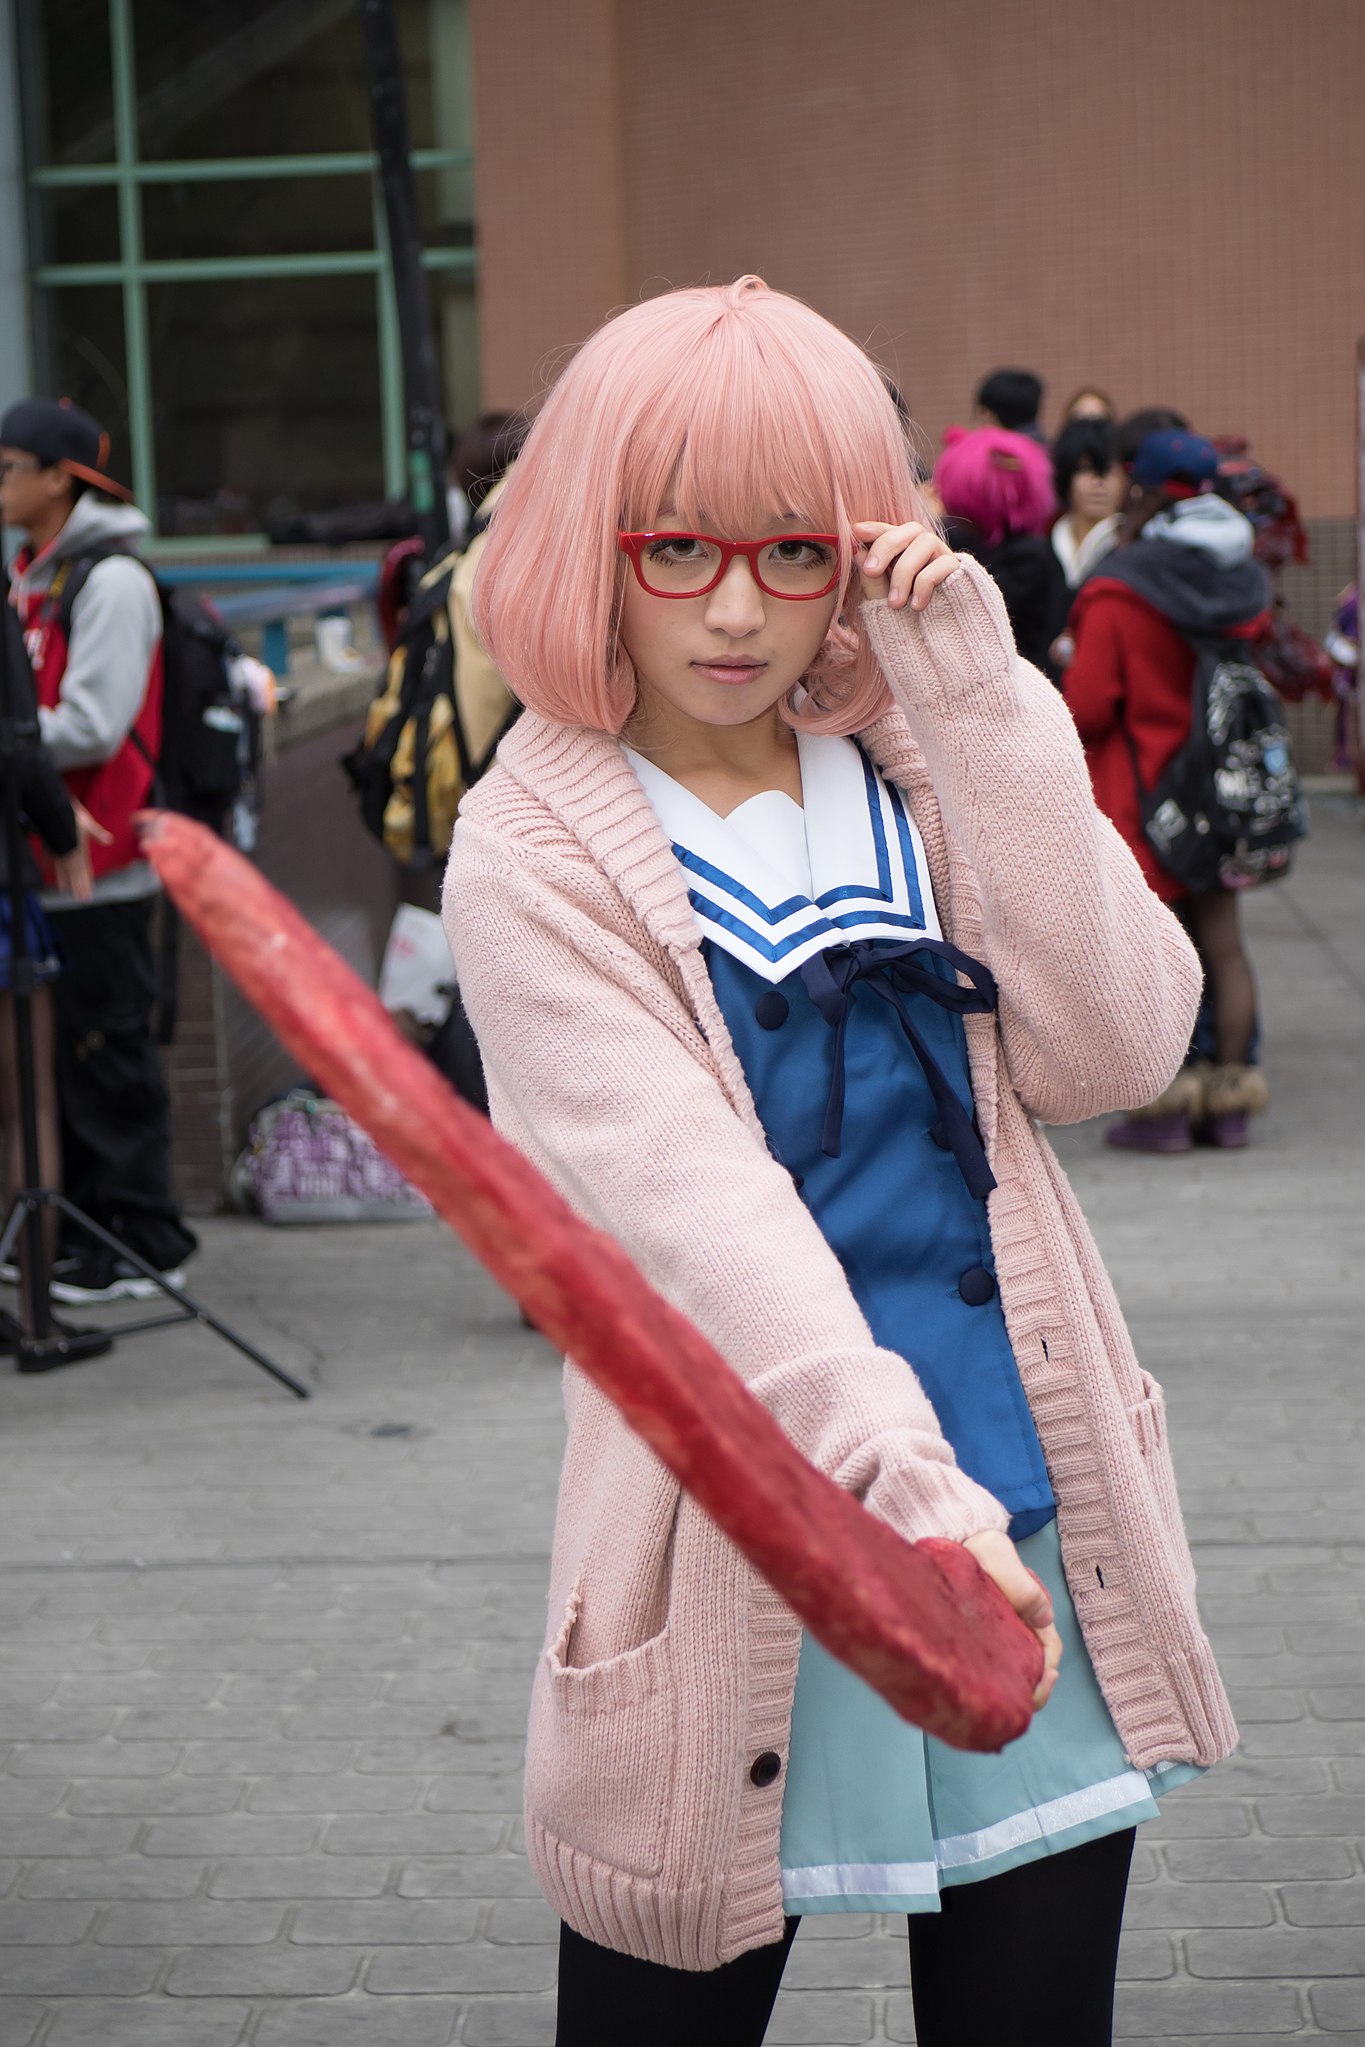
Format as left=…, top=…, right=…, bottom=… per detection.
left=866, top=1458, right=1010, bottom=1547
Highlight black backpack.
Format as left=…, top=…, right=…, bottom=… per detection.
left=54, top=551, right=262, bottom=836
left=53, top=549, right=265, bottom=1043
left=1132, top=636, right=1306, bottom=892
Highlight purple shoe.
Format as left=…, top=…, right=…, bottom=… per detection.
left=1201, top=1110, right=1249, bottom=1149
left=1105, top=1112, right=1193, bottom=1154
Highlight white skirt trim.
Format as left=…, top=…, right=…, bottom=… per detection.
left=932, top=1766, right=1153, bottom=1872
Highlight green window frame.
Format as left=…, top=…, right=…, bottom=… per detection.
left=25, top=0, right=475, bottom=544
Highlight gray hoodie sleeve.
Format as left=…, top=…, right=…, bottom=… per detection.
left=38, top=556, right=162, bottom=771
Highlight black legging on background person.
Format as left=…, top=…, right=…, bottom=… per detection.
left=49, top=894, right=196, bottom=1279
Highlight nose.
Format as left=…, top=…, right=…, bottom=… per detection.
left=702, top=553, right=766, bottom=637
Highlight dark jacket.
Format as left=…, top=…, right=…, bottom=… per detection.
left=1, top=600, right=78, bottom=887
left=1064, top=500, right=1272, bottom=902
left=944, top=520, right=1070, bottom=680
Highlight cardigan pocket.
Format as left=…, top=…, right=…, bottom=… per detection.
left=1129, top=1370, right=1168, bottom=1460
left=1128, top=1371, right=1192, bottom=1581
left=526, top=1580, right=677, bottom=1879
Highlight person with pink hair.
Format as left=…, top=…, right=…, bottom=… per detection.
left=935, top=424, right=1069, bottom=678
left=443, top=277, right=1230, bottom=2046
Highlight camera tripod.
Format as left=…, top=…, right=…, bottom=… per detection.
left=0, top=613, right=308, bottom=1397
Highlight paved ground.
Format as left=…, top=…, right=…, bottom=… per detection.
left=0, top=794, right=1360, bottom=2047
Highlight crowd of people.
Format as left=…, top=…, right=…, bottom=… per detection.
left=922, top=367, right=1332, bottom=1153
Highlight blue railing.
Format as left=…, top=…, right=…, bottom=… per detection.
left=154, top=560, right=381, bottom=674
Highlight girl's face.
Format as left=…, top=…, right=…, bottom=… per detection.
left=1070, top=461, right=1125, bottom=525
left=619, top=513, right=841, bottom=733
left=1067, top=392, right=1112, bottom=422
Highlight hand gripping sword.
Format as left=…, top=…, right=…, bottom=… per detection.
left=140, top=813, right=1042, bottom=1751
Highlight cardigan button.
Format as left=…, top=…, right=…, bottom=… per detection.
left=749, top=1750, right=782, bottom=1788
left=754, top=991, right=789, bottom=1031
left=929, top=1121, right=951, bottom=1149
left=958, top=1265, right=997, bottom=1307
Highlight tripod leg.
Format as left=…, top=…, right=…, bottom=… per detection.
left=49, top=1197, right=310, bottom=1400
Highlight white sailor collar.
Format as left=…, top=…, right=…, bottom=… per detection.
left=623, top=732, right=943, bottom=984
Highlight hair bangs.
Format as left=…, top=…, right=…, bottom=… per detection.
left=622, top=331, right=842, bottom=543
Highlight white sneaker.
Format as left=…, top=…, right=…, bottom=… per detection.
left=50, top=1260, right=189, bottom=1307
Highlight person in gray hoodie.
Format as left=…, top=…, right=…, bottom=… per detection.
left=1, top=399, right=196, bottom=1302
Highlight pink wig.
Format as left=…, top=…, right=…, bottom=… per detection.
left=471, top=277, right=932, bottom=735
left=934, top=426, right=1057, bottom=548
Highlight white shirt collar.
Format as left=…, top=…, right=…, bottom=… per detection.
left=623, top=732, right=942, bottom=983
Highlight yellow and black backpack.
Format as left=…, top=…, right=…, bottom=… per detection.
left=343, top=541, right=516, bottom=868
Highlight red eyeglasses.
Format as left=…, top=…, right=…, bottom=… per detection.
left=618, top=530, right=843, bottom=601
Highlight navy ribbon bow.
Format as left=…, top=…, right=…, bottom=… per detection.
left=797, top=938, right=999, bottom=1201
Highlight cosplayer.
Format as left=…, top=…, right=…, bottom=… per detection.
left=933, top=423, right=1067, bottom=679
left=443, top=279, right=1234, bottom=2047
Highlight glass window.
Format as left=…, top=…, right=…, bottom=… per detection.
left=148, top=276, right=384, bottom=535
left=17, top=0, right=114, bottom=167
left=141, top=176, right=375, bottom=264
left=21, top=0, right=477, bottom=535
left=43, top=286, right=131, bottom=464
left=33, top=186, right=121, bottom=270
left=414, top=165, right=475, bottom=252
left=131, top=0, right=441, bottom=161
left=432, top=273, right=481, bottom=433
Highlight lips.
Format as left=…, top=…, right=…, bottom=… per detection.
left=691, top=660, right=767, bottom=685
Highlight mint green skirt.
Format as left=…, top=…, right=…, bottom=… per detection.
left=779, top=1520, right=1201, bottom=1915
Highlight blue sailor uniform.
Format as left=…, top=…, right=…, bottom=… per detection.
left=626, top=731, right=1199, bottom=1917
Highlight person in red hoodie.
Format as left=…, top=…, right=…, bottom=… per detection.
left=1064, top=431, right=1273, bottom=1151
left=0, top=399, right=197, bottom=1301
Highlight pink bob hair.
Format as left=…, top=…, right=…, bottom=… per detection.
left=933, top=425, right=1057, bottom=549
left=470, top=276, right=932, bottom=735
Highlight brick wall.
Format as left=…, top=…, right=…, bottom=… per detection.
left=471, top=0, right=1365, bottom=522
left=164, top=715, right=403, bottom=1213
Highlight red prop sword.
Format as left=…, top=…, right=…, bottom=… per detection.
left=141, top=813, right=1042, bottom=1752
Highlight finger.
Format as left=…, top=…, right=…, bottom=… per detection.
left=907, top=553, right=960, bottom=611
left=1021, top=1566, right=1055, bottom=1623
left=74, top=802, right=113, bottom=842
left=860, top=522, right=927, bottom=581
left=1032, top=1621, right=1064, bottom=1709
left=886, top=534, right=944, bottom=609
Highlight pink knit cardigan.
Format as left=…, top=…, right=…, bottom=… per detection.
left=443, top=559, right=1237, bottom=1971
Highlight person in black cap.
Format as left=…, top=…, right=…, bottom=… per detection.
left=0, top=398, right=197, bottom=1302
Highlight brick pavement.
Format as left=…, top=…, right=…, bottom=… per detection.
left=0, top=794, right=1359, bottom=2045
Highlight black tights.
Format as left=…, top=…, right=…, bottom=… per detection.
left=556, top=1826, right=1134, bottom=2047
left=1180, top=889, right=1258, bottom=1066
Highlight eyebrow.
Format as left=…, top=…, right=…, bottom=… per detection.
left=653, top=507, right=809, bottom=527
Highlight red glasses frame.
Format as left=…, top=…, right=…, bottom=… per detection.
left=617, top=529, right=843, bottom=601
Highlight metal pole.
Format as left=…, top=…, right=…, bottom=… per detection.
left=109, top=0, right=155, bottom=518
left=372, top=179, right=408, bottom=503
left=358, top=0, right=450, bottom=558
